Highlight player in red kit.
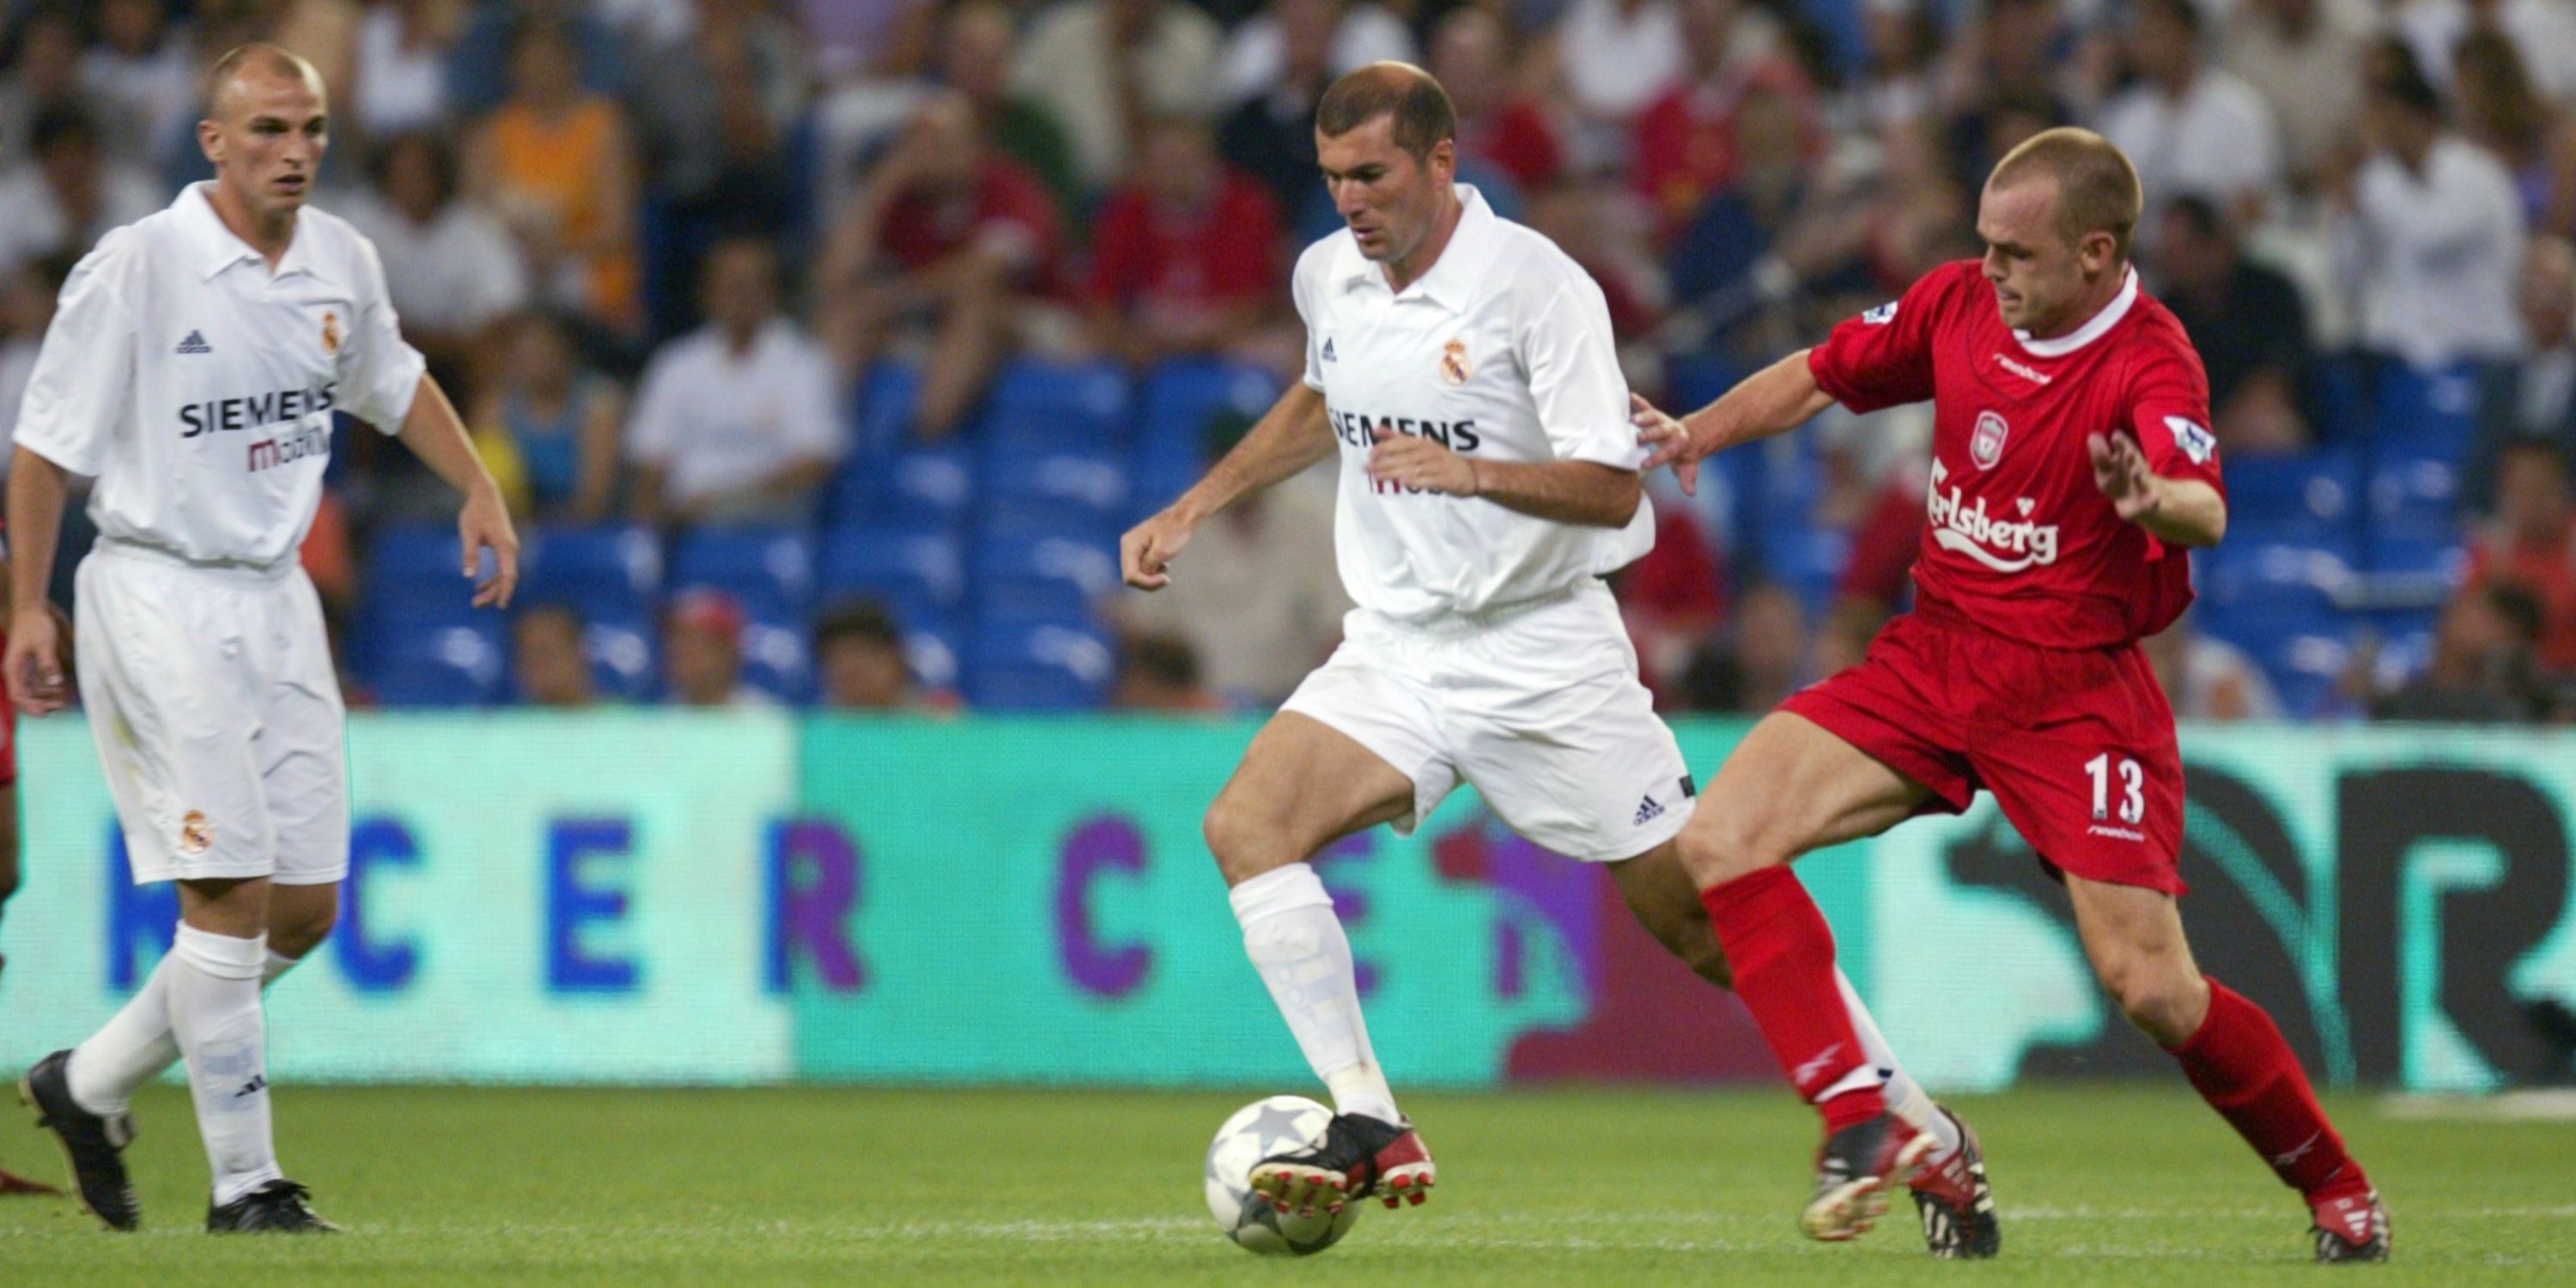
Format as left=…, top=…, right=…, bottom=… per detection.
left=1631, top=128, right=2389, bottom=1263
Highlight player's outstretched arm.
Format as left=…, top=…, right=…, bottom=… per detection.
left=1121, top=382, right=1333, bottom=590
left=394, top=373, right=521, bottom=608
left=4, top=448, right=73, bottom=714
left=1631, top=350, right=1838, bottom=496
left=1364, top=429, right=1641, bottom=528
left=2088, top=431, right=2227, bottom=547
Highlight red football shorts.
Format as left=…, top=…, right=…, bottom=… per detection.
left=1779, top=605, right=2185, bottom=896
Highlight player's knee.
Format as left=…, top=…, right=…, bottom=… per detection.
left=1203, top=796, right=1287, bottom=885
left=2098, top=957, right=2201, bottom=1043
left=1677, top=931, right=1732, bottom=987
left=1675, top=811, right=1783, bottom=887
left=269, top=903, right=338, bottom=959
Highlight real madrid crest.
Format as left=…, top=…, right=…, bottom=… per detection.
left=1971, top=410, right=2008, bottom=469
left=320, top=310, right=341, bottom=355
left=180, top=809, right=213, bottom=855
left=1437, top=337, right=1469, bottom=386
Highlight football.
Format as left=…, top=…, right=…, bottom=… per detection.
left=1203, top=1096, right=1364, bottom=1255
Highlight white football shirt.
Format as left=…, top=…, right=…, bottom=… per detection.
left=14, top=182, right=426, bottom=569
left=1292, top=185, right=1652, bottom=625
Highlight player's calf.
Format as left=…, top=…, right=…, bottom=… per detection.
left=1249, top=1114, right=1434, bottom=1216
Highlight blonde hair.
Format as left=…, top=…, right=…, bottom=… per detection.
left=1989, top=127, right=2143, bottom=263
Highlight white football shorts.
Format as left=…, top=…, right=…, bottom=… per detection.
left=75, top=542, right=349, bottom=886
left=1281, top=580, right=1696, bottom=863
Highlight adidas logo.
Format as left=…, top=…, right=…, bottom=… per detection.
left=1321, top=337, right=1336, bottom=362
left=1633, top=794, right=1664, bottom=826
left=234, top=1074, right=268, bottom=1098
left=175, top=330, right=211, bottom=355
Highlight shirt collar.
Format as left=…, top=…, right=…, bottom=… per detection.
left=176, top=181, right=326, bottom=283
left=1338, top=184, right=1500, bottom=313
left=2013, top=265, right=2138, bottom=359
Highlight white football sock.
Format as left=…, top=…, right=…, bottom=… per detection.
left=167, top=925, right=283, bottom=1206
left=64, top=945, right=307, bottom=1117
left=1230, top=863, right=1401, bottom=1126
left=67, top=956, right=176, bottom=1116
left=1837, top=967, right=1961, bottom=1157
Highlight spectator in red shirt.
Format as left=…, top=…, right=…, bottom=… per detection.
left=1085, top=116, right=1284, bottom=367
left=822, top=92, right=1065, bottom=439
left=1629, top=0, right=1819, bottom=243
left=1613, top=499, right=1728, bottom=703
left=1429, top=8, right=1564, bottom=195
left=2464, top=440, right=2576, bottom=672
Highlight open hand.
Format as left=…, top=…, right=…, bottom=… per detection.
left=1631, top=393, right=1710, bottom=495
left=2087, top=432, right=2163, bottom=522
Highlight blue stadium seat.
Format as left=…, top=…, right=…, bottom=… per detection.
left=973, top=528, right=1118, bottom=625
left=968, top=622, right=1114, bottom=710
left=367, top=523, right=499, bottom=595
left=364, top=617, right=505, bottom=708
left=868, top=442, right=976, bottom=528
left=852, top=360, right=921, bottom=459
left=565, top=610, right=653, bottom=702
left=1759, top=525, right=1850, bottom=619
left=2370, top=362, right=2481, bottom=452
left=981, top=446, right=1130, bottom=521
left=2196, top=536, right=2357, bottom=656
left=1138, top=359, right=1279, bottom=445
left=2256, top=632, right=2355, bottom=720
left=2366, top=452, right=2462, bottom=529
left=669, top=528, right=816, bottom=617
left=982, top=360, right=1132, bottom=449
left=2220, top=449, right=2360, bottom=538
left=818, top=523, right=967, bottom=616
left=901, top=611, right=967, bottom=693
left=739, top=611, right=813, bottom=702
left=520, top=524, right=662, bottom=619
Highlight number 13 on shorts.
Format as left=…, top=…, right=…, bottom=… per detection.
left=2085, top=752, right=2145, bottom=825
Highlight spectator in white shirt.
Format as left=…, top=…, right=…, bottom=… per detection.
left=0, top=252, right=73, bottom=485
left=2095, top=0, right=2284, bottom=237
left=2331, top=58, right=2528, bottom=372
left=80, top=0, right=197, bottom=168
left=1007, top=0, right=1222, bottom=190
left=2221, top=0, right=2379, bottom=192
left=352, top=0, right=463, bottom=138
left=2397, top=0, right=2576, bottom=105
left=0, top=106, right=166, bottom=272
left=1216, top=1, right=1416, bottom=109
left=626, top=237, right=847, bottom=526
left=1556, top=0, right=1686, bottom=129
left=342, top=131, right=529, bottom=380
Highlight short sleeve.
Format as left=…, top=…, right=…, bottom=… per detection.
left=338, top=234, right=428, bottom=432
left=1522, top=274, right=1639, bottom=469
left=10, top=233, right=138, bottom=477
left=1291, top=240, right=1328, bottom=393
left=1805, top=264, right=1957, bottom=413
left=2128, top=343, right=2225, bottom=497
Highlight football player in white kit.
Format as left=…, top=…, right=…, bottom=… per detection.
left=1120, top=64, right=1999, bottom=1255
left=6, top=46, right=517, bottom=1232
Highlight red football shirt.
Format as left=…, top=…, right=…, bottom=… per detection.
left=1806, top=259, right=2224, bottom=649
left=1084, top=172, right=1282, bottom=315
left=879, top=158, right=1064, bottom=292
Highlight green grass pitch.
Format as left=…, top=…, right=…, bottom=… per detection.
left=0, top=1084, right=2567, bottom=1285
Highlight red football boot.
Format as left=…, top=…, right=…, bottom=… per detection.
left=1249, top=1113, right=1436, bottom=1216
left=1802, top=1112, right=1934, bottom=1242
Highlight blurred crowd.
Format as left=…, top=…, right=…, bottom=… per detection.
left=0, top=0, right=2572, bottom=722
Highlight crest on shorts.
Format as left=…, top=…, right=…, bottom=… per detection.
left=1971, top=410, right=2008, bottom=469
left=180, top=810, right=212, bottom=855
left=320, top=310, right=341, bottom=355
left=1437, top=338, right=1469, bottom=386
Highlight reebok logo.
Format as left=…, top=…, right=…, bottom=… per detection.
left=2272, top=1132, right=2322, bottom=1169
left=175, top=330, right=212, bottom=355
left=1634, top=795, right=1664, bottom=826
left=234, top=1074, right=268, bottom=1098
left=1321, top=338, right=1337, bottom=363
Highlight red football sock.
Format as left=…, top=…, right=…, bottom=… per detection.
left=1700, top=866, right=1884, bottom=1127
left=2169, top=979, right=2370, bottom=1199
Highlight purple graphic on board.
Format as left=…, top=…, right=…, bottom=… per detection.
left=1059, top=815, right=1152, bottom=997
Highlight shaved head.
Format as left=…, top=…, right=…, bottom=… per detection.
left=205, top=44, right=325, bottom=121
